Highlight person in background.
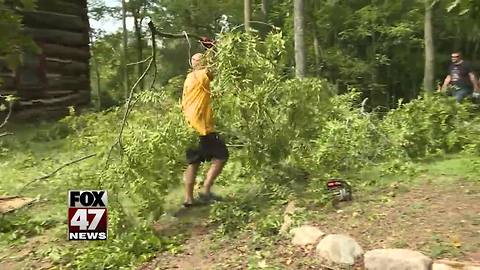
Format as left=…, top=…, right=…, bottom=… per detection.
left=440, top=51, right=480, bottom=102
left=180, top=53, right=228, bottom=207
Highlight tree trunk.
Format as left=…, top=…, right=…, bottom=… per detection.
left=313, top=28, right=321, bottom=76
left=261, top=0, right=268, bottom=22
left=294, top=0, right=306, bottom=78
left=473, top=41, right=479, bottom=62
left=121, top=0, right=130, bottom=100
left=89, top=33, right=101, bottom=110
left=244, top=0, right=251, bottom=32
left=133, top=12, right=144, bottom=90
left=423, top=0, right=435, bottom=92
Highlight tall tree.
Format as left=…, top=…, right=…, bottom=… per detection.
left=294, top=0, right=306, bottom=78
left=423, top=0, right=435, bottom=91
left=130, top=0, right=148, bottom=90
left=244, top=0, right=251, bottom=32
left=261, top=0, right=268, bottom=22
left=121, top=0, right=130, bottom=100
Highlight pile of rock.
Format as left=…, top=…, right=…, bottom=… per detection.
left=288, top=224, right=480, bottom=270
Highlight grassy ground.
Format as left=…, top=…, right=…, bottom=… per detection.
left=1, top=124, right=480, bottom=270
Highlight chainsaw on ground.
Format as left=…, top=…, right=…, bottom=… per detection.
left=326, top=178, right=353, bottom=202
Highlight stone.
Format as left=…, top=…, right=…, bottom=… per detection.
left=364, top=249, right=432, bottom=270
left=290, top=225, right=325, bottom=246
left=316, top=234, right=364, bottom=265
left=279, top=201, right=297, bottom=235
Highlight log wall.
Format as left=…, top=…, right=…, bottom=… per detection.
left=0, top=0, right=91, bottom=118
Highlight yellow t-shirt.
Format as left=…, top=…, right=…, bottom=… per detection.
left=181, top=68, right=215, bottom=136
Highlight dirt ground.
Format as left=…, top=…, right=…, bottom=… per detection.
left=140, top=177, right=480, bottom=270
left=0, top=196, right=35, bottom=214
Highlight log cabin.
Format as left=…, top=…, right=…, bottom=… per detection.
left=0, top=0, right=91, bottom=119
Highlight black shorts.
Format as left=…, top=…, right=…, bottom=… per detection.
left=186, top=132, right=229, bottom=164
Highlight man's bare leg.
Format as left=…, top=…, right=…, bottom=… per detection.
left=184, top=163, right=199, bottom=204
left=203, top=159, right=226, bottom=195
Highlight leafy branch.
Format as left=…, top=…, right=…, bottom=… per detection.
left=18, top=153, right=97, bottom=193
left=105, top=20, right=158, bottom=168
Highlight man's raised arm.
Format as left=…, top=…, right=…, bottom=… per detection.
left=440, top=75, right=451, bottom=92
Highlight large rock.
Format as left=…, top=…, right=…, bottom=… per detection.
left=316, top=234, right=364, bottom=265
left=290, top=225, right=325, bottom=246
left=364, top=249, right=432, bottom=270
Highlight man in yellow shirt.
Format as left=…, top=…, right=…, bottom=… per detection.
left=181, top=53, right=229, bottom=207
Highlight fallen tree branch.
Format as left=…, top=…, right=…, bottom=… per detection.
left=360, top=98, right=368, bottom=114
left=0, top=195, right=20, bottom=200
left=19, top=153, right=96, bottom=192
left=0, top=132, right=13, bottom=138
left=0, top=96, right=14, bottom=129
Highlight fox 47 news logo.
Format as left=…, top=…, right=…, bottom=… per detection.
left=68, top=190, right=108, bottom=240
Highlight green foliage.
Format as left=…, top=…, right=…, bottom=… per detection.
left=54, top=225, right=182, bottom=270
left=4, top=28, right=480, bottom=269
left=0, top=211, right=57, bottom=245
left=214, top=31, right=334, bottom=168
left=61, top=93, right=195, bottom=222
left=380, top=93, right=475, bottom=159
left=29, top=91, right=194, bottom=268
left=297, top=91, right=382, bottom=176
left=209, top=182, right=290, bottom=236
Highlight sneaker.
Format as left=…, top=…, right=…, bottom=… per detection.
left=183, top=202, right=194, bottom=208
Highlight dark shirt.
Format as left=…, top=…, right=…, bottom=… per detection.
left=449, top=61, right=473, bottom=89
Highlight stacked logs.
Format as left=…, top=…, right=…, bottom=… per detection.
left=0, top=0, right=91, bottom=117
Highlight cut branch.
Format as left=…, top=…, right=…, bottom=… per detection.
left=0, top=99, right=13, bottom=129
left=105, top=22, right=158, bottom=168
left=19, top=153, right=96, bottom=192
left=0, top=132, right=13, bottom=138
left=127, top=56, right=152, bottom=66
left=147, top=21, right=202, bottom=40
